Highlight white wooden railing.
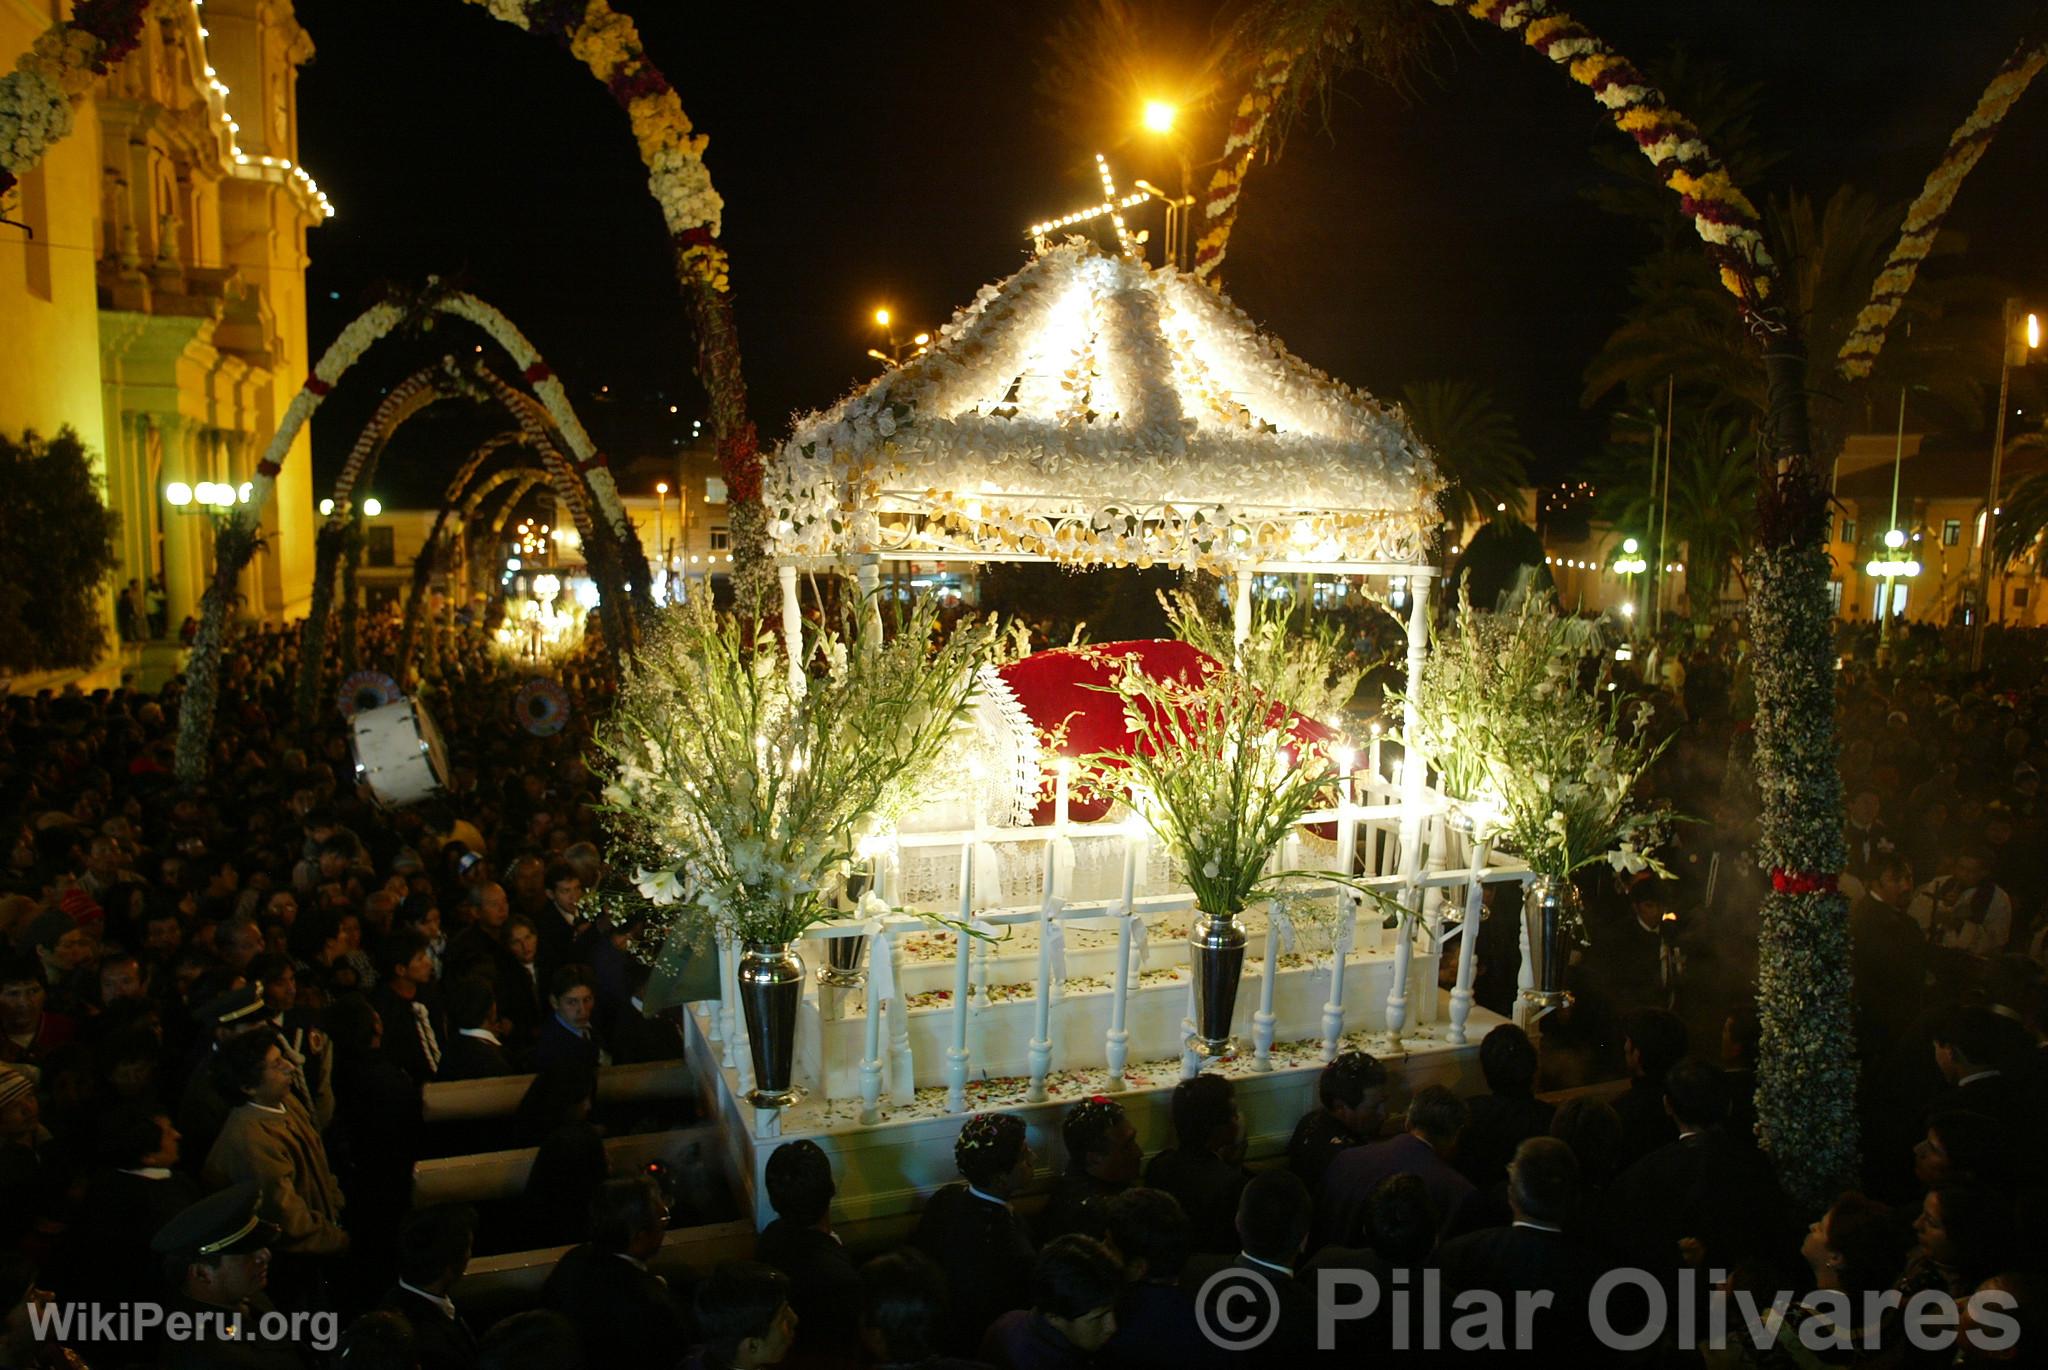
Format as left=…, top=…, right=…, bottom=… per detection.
left=703, top=747, right=1532, bottom=1124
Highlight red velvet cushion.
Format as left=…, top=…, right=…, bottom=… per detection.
left=994, top=641, right=1335, bottom=825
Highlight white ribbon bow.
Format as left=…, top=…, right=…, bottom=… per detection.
left=857, top=897, right=896, bottom=1006
left=1268, top=903, right=1299, bottom=957
left=1041, top=901, right=1069, bottom=988
left=1127, top=913, right=1149, bottom=975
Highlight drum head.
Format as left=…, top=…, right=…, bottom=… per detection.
left=350, top=696, right=450, bottom=809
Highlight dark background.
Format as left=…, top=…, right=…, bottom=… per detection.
left=291, top=1, right=2048, bottom=506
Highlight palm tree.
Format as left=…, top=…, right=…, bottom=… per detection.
left=1398, top=380, right=1533, bottom=537
left=1584, top=187, right=1998, bottom=461
left=1591, top=414, right=1758, bottom=617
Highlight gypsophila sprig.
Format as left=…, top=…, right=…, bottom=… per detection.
left=595, top=592, right=997, bottom=946
left=1480, top=637, right=1674, bottom=883
left=1390, top=588, right=1586, bottom=805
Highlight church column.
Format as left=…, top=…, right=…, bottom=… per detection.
left=157, top=415, right=203, bottom=628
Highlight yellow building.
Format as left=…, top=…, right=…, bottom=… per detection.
left=1831, top=431, right=2048, bottom=628
left=1, top=0, right=326, bottom=685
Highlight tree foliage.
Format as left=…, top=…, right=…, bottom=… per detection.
left=0, top=428, right=120, bottom=676
left=1399, top=379, right=1533, bottom=533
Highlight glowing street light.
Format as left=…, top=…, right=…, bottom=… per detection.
left=362, top=497, right=382, bottom=518
left=1141, top=99, right=1177, bottom=133
left=873, top=307, right=891, bottom=328
left=166, top=482, right=193, bottom=507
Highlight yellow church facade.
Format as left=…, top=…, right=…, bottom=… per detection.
left=2, top=0, right=325, bottom=684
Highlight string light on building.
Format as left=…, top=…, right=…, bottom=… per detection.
left=188, top=0, right=333, bottom=219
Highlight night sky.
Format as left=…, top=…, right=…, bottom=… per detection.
left=291, top=1, right=2048, bottom=508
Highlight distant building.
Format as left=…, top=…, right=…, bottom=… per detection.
left=1, top=0, right=327, bottom=685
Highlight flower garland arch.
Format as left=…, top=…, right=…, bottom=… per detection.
left=458, top=0, right=770, bottom=608
left=177, top=284, right=639, bottom=780
left=0, top=0, right=149, bottom=207
left=397, top=434, right=541, bottom=686
left=1837, top=28, right=2048, bottom=379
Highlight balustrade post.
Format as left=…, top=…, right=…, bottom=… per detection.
left=1252, top=908, right=1278, bottom=1072
left=947, top=845, right=973, bottom=1114
left=1447, top=837, right=1493, bottom=1046
left=1028, top=840, right=1056, bottom=1102
left=860, top=924, right=886, bottom=1124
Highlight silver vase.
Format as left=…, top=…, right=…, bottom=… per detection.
left=818, top=933, right=869, bottom=989
left=738, top=940, right=805, bottom=1108
left=1188, top=908, right=1247, bottom=1058
left=1520, top=875, right=1574, bottom=1012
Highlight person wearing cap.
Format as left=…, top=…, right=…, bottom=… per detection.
left=152, top=1181, right=306, bottom=1369
left=177, top=985, right=332, bottom=1167
left=0, top=957, right=73, bottom=1068
left=202, top=1033, right=348, bottom=1260
left=0, top=1066, right=59, bottom=1255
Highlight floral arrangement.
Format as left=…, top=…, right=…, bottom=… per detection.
left=0, top=0, right=148, bottom=207
left=768, top=242, right=1440, bottom=574
left=1076, top=595, right=1365, bottom=918
left=596, top=592, right=998, bottom=948
left=1483, top=692, right=1671, bottom=883
left=1390, top=590, right=1588, bottom=805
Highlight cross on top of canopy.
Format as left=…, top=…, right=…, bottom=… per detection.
left=769, top=241, right=1442, bottom=574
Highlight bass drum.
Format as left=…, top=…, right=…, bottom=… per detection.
left=350, top=697, right=451, bottom=809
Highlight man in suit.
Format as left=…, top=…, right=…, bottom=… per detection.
left=501, top=915, right=549, bottom=1045
left=1180, top=1171, right=1320, bottom=1365
left=447, top=884, right=540, bottom=1044
left=52, top=1104, right=200, bottom=1326
left=439, top=978, right=515, bottom=1080
left=534, top=962, right=609, bottom=1073
left=1849, top=852, right=1924, bottom=1060
left=1039, top=1097, right=1142, bottom=1243
left=1457, top=1025, right=1555, bottom=1192
left=1098, top=1188, right=1226, bottom=1370
left=370, top=928, right=447, bottom=1084
left=1142, top=1075, right=1251, bottom=1256
left=1929, top=1005, right=2034, bottom=1130
left=542, top=1174, right=693, bottom=1365
left=1610, top=1008, right=1688, bottom=1171
left=1320, top=1084, right=1475, bottom=1248
left=755, top=1140, right=860, bottom=1362
left=1603, top=1059, right=1790, bottom=1281
left=1285, top=1051, right=1386, bottom=1198
left=1435, top=1138, right=1613, bottom=1359
left=912, top=1112, right=1038, bottom=1355
left=377, top=1203, right=479, bottom=1370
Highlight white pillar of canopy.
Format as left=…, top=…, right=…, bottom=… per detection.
left=1386, top=568, right=1434, bottom=1050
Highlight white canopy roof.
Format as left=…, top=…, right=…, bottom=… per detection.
left=769, top=241, right=1441, bottom=572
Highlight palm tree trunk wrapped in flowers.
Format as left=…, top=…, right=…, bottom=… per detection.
left=594, top=593, right=998, bottom=1106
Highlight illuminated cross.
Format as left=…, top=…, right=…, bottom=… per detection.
left=1027, top=153, right=1150, bottom=259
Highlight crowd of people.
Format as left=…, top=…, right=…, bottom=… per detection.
left=3, top=598, right=2048, bottom=1367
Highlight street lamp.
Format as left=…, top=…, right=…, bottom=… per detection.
left=1136, top=99, right=1196, bottom=270
left=866, top=308, right=930, bottom=369
left=1612, top=536, right=1648, bottom=631
left=362, top=497, right=382, bottom=518
left=1974, top=300, right=2039, bottom=665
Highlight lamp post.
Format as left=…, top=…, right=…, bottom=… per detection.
left=1868, top=529, right=1920, bottom=663
left=1137, top=98, right=1197, bottom=270
left=654, top=481, right=668, bottom=598
left=1611, top=536, right=1648, bottom=636
left=866, top=307, right=930, bottom=369
left=1973, top=301, right=2040, bottom=667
